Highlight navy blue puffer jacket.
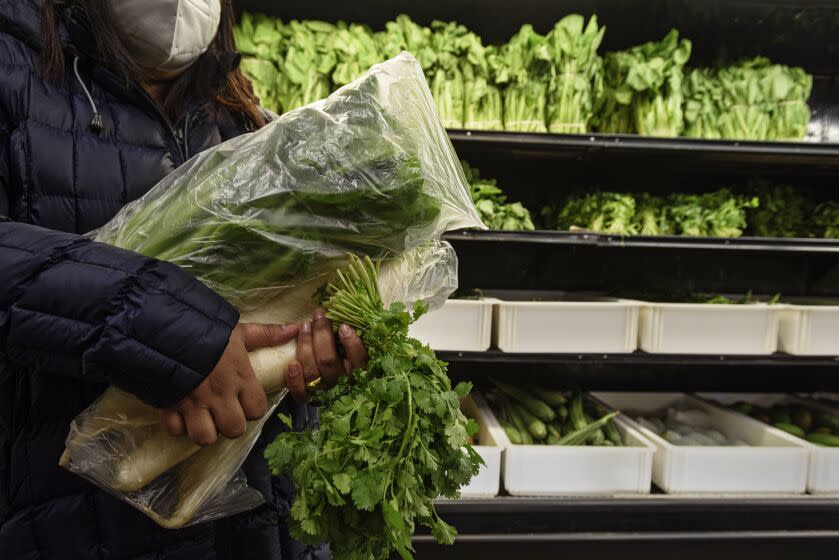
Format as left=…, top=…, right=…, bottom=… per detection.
left=0, top=2, right=322, bottom=559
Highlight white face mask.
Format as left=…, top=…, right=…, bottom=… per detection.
left=110, top=0, right=222, bottom=72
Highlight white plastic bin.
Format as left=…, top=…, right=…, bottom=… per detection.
left=458, top=394, right=501, bottom=498
left=778, top=301, right=839, bottom=356
left=595, top=392, right=809, bottom=494
left=478, top=394, right=654, bottom=496
left=699, top=393, right=839, bottom=494
left=493, top=298, right=639, bottom=354
left=409, top=299, right=495, bottom=352
left=638, top=302, right=780, bottom=355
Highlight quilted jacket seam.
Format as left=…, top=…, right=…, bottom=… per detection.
left=24, top=116, right=169, bottom=153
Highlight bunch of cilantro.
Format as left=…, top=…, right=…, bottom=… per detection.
left=265, top=256, right=483, bottom=560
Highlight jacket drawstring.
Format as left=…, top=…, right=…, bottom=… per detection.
left=73, top=56, right=103, bottom=133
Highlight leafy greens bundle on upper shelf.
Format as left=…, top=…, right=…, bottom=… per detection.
left=545, top=189, right=759, bottom=238
left=496, top=24, right=552, bottom=132
left=461, top=161, right=535, bottom=231
left=683, top=57, right=812, bottom=141
left=544, top=15, right=605, bottom=133
left=266, top=256, right=482, bottom=560
left=235, top=12, right=812, bottom=141
left=594, top=30, right=692, bottom=136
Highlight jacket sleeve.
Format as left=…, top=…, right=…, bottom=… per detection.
left=0, top=221, right=240, bottom=408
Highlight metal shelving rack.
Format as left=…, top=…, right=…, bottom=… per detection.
left=236, top=1, right=839, bottom=557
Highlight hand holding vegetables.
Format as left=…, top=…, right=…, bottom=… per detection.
left=285, top=309, right=369, bottom=404
left=161, top=322, right=297, bottom=445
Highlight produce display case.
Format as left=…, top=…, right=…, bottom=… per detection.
left=236, top=0, right=839, bottom=557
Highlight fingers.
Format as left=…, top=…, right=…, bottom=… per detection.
left=296, top=320, right=319, bottom=384
left=182, top=406, right=218, bottom=446
left=286, top=360, right=309, bottom=403
left=162, top=409, right=186, bottom=437
left=312, top=308, right=345, bottom=386
left=238, top=376, right=268, bottom=420
left=339, top=323, right=368, bottom=372
left=240, top=323, right=299, bottom=351
left=210, top=400, right=247, bottom=439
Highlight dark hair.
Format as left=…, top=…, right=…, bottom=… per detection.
left=40, top=0, right=266, bottom=130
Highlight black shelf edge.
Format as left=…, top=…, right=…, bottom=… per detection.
left=448, top=130, right=839, bottom=169
left=407, top=496, right=839, bottom=558
left=439, top=350, right=839, bottom=367
left=444, top=230, right=839, bottom=297
left=444, top=229, right=839, bottom=253
left=440, top=350, right=839, bottom=391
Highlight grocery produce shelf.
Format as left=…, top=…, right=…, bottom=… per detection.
left=439, top=350, right=839, bottom=392
left=448, top=129, right=839, bottom=172
left=411, top=496, right=839, bottom=559
left=444, top=230, right=839, bottom=298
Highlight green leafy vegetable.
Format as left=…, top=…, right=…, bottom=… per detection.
left=813, top=201, right=839, bottom=239
left=546, top=189, right=757, bottom=238
left=265, top=256, right=483, bottom=560
left=595, top=30, right=691, bottom=136
left=462, top=161, right=534, bottom=231
left=684, top=58, right=812, bottom=141
left=545, top=14, right=605, bottom=134
left=746, top=182, right=810, bottom=238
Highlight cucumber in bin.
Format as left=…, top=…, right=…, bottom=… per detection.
left=728, top=400, right=839, bottom=447
left=487, top=380, right=623, bottom=447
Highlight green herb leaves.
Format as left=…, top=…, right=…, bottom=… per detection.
left=264, top=256, right=482, bottom=560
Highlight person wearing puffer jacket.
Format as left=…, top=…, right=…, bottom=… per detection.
left=0, top=1, right=367, bottom=558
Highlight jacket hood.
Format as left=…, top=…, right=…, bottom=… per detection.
left=0, top=0, right=50, bottom=50
left=0, top=0, right=98, bottom=59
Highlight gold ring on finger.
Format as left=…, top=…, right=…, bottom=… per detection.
left=305, top=376, right=323, bottom=391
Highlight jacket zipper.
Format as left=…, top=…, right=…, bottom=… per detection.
left=135, top=87, right=186, bottom=164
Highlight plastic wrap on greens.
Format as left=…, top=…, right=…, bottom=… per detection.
left=63, top=53, right=483, bottom=531
left=95, top=52, right=481, bottom=308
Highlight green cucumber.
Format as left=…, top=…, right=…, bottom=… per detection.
left=791, top=407, right=813, bottom=433
left=526, top=385, right=568, bottom=407
left=603, top=417, right=623, bottom=446
left=570, top=392, right=587, bottom=431
left=507, top=405, right=534, bottom=445
left=513, top=403, right=548, bottom=440
left=500, top=421, right=523, bottom=445
left=493, top=379, right=556, bottom=422
left=815, top=412, right=839, bottom=433
left=774, top=422, right=805, bottom=438
left=806, top=432, right=839, bottom=447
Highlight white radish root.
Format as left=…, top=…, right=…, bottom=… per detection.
left=62, top=340, right=297, bottom=493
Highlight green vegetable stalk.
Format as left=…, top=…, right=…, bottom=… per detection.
left=545, top=14, right=605, bottom=134
left=684, top=58, right=812, bottom=141
left=497, top=25, right=552, bottom=132
left=265, top=256, right=483, bottom=560
left=595, top=30, right=691, bottom=137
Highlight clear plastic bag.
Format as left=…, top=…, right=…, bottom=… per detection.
left=60, top=53, right=483, bottom=528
